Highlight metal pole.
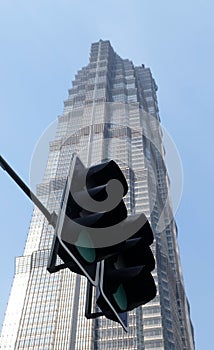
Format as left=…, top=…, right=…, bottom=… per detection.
left=85, top=279, right=103, bottom=319
left=0, top=155, right=56, bottom=227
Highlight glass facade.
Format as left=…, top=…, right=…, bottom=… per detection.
left=0, top=40, right=194, bottom=349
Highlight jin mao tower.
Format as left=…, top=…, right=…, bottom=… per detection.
left=0, top=40, right=194, bottom=350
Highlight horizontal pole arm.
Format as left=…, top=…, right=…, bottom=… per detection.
left=0, top=155, right=55, bottom=226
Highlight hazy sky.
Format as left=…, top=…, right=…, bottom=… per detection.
left=0, top=1, right=214, bottom=348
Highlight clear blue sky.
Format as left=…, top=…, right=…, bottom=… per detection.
left=0, top=1, right=213, bottom=348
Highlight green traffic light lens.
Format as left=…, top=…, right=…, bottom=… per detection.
left=75, top=230, right=96, bottom=263
left=113, top=284, right=127, bottom=311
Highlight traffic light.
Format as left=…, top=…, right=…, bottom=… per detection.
left=47, top=154, right=157, bottom=330
left=96, top=213, right=156, bottom=323
left=48, top=154, right=128, bottom=286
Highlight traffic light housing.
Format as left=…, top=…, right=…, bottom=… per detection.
left=48, top=154, right=128, bottom=286
left=96, top=214, right=156, bottom=322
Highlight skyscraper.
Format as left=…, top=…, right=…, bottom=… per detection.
left=0, top=40, right=194, bottom=349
